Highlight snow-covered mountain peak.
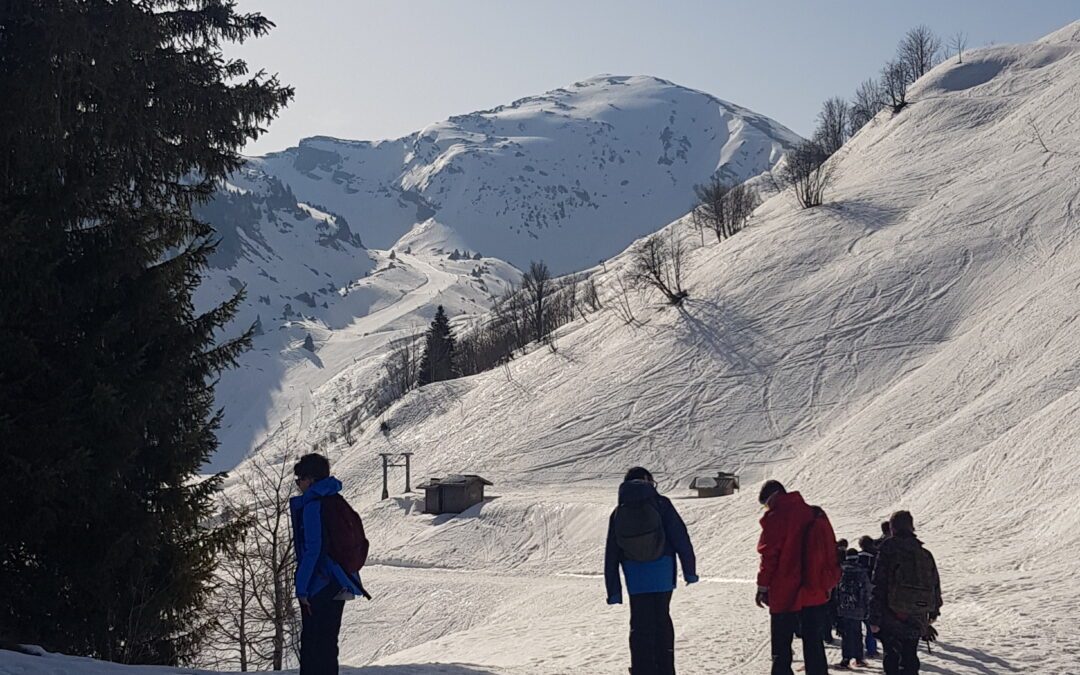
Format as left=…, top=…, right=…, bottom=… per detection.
left=250, top=75, right=800, bottom=274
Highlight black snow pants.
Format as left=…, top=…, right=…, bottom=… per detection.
left=882, top=633, right=921, bottom=675
left=299, top=583, right=346, bottom=675
left=629, top=591, right=676, bottom=675
left=770, top=602, right=829, bottom=675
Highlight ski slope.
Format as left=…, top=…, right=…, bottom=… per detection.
left=200, top=76, right=799, bottom=469
left=6, top=21, right=1080, bottom=675
left=306, top=22, right=1080, bottom=675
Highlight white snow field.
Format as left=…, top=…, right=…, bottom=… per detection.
left=199, top=76, right=799, bottom=470
left=6, top=22, right=1080, bottom=675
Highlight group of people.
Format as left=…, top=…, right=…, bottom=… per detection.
left=288, top=457, right=943, bottom=675
left=604, top=471, right=943, bottom=675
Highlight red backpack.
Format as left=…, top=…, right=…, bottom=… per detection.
left=321, top=493, right=370, bottom=574
left=802, top=506, right=842, bottom=594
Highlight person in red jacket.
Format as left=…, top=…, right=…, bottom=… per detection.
left=755, top=480, right=832, bottom=675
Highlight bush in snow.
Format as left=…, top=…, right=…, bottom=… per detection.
left=813, top=97, right=851, bottom=157
left=692, top=177, right=759, bottom=243
left=629, top=230, right=688, bottom=305
left=781, top=140, right=836, bottom=209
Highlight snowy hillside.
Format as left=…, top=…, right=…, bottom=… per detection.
left=199, top=76, right=800, bottom=469
left=14, top=23, right=1080, bottom=675
left=252, top=75, right=801, bottom=274
left=218, top=22, right=1077, bottom=675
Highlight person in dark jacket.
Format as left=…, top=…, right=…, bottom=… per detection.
left=826, top=538, right=849, bottom=643
left=875, top=520, right=891, bottom=547
left=755, top=480, right=831, bottom=675
left=869, top=511, right=942, bottom=675
left=605, top=467, right=698, bottom=675
left=835, top=549, right=871, bottom=670
left=291, top=453, right=365, bottom=675
left=857, top=535, right=880, bottom=658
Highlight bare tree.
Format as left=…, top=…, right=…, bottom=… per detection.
left=1027, top=116, right=1051, bottom=154
left=382, top=333, right=423, bottom=403
left=629, top=230, right=688, bottom=304
left=611, top=272, right=639, bottom=325
left=581, top=275, right=602, bottom=311
left=692, top=177, right=759, bottom=243
left=899, top=24, right=942, bottom=82
left=813, top=96, right=851, bottom=156
left=849, top=78, right=884, bottom=135
left=948, top=31, right=968, bottom=63
left=521, top=260, right=553, bottom=345
left=881, top=58, right=912, bottom=112
left=779, top=140, right=835, bottom=209
left=726, top=183, right=760, bottom=234
left=692, top=177, right=730, bottom=242
left=203, top=444, right=301, bottom=671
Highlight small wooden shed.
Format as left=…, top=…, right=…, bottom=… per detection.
left=690, top=472, right=740, bottom=498
left=417, top=474, right=493, bottom=515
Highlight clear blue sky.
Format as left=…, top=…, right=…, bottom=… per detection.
left=230, top=0, right=1079, bottom=155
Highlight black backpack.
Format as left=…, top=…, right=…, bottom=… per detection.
left=837, top=565, right=867, bottom=615
left=612, top=498, right=666, bottom=562
left=887, top=542, right=940, bottom=617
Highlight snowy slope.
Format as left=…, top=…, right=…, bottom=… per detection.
left=192, top=165, right=520, bottom=470
left=12, top=24, right=1080, bottom=675
left=199, top=76, right=799, bottom=469
left=245, top=23, right=1076, bottom=675
left=252, top=75, right=801, bottom=274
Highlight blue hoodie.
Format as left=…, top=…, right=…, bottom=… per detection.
left=604, top=480, right=698, bottom=604
left=290, top=476, right=366, bottom=600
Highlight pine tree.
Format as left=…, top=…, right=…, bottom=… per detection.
left=418, top=306, right=459, bottom=385
left=0, top=0, right=292, bottom=664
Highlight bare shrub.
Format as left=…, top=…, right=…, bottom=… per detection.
left=203, top=443, right=301, bottom=671
left=849, top=78, right=884, bottom=135
left=630, top=230, right=688, bottom=305
left=692, top=177, right=759, bottom=243
left=582, top=276, right=602, bottom=311
left=521, top=260, right=553, bottom=344
left=780, top=140, right=835, bottom=209
left=881, top=59, right=912, bottom=113
left=900, top=25, right=942, bottom=81
left=948, top=31, right=968, bottom=64
left=814, top=96, right=851, bottom=156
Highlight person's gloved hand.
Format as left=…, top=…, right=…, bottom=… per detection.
left=754, top=587, right=769, bottom=608
left=685, top=574, right=699, bottom=585
left=607, top=595, right=623, bottom=605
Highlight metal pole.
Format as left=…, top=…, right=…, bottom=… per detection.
left=402, top=453, right=413, bottom=492
left=380, top=453, right=390, bottom=500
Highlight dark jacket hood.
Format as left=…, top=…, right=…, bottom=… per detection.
left=619, top=479, right=659, bottom=504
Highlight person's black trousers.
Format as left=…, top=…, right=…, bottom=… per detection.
left=300, top=583, right=345, bottom=675
left=839, top=617, right=865, bottom=662
left=628, top=591, right=675, bottom=675
left=770, top=603, right=829, bottom=675
left=882, top=633, right=921, bottom=675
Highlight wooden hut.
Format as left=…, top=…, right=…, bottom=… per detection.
left=417, top=474, right=493, bottom=515
left=689, top=472, right=740, bottom=498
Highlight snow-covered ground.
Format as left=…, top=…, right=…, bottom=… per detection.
left=8, top=21, right=1080, bottom=675
left=304, top=23, right=1080, bottom=675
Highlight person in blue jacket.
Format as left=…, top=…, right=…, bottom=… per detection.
left=291, top=453, right=365, bottom=675
left=605, top=467, right=698, bottom=675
